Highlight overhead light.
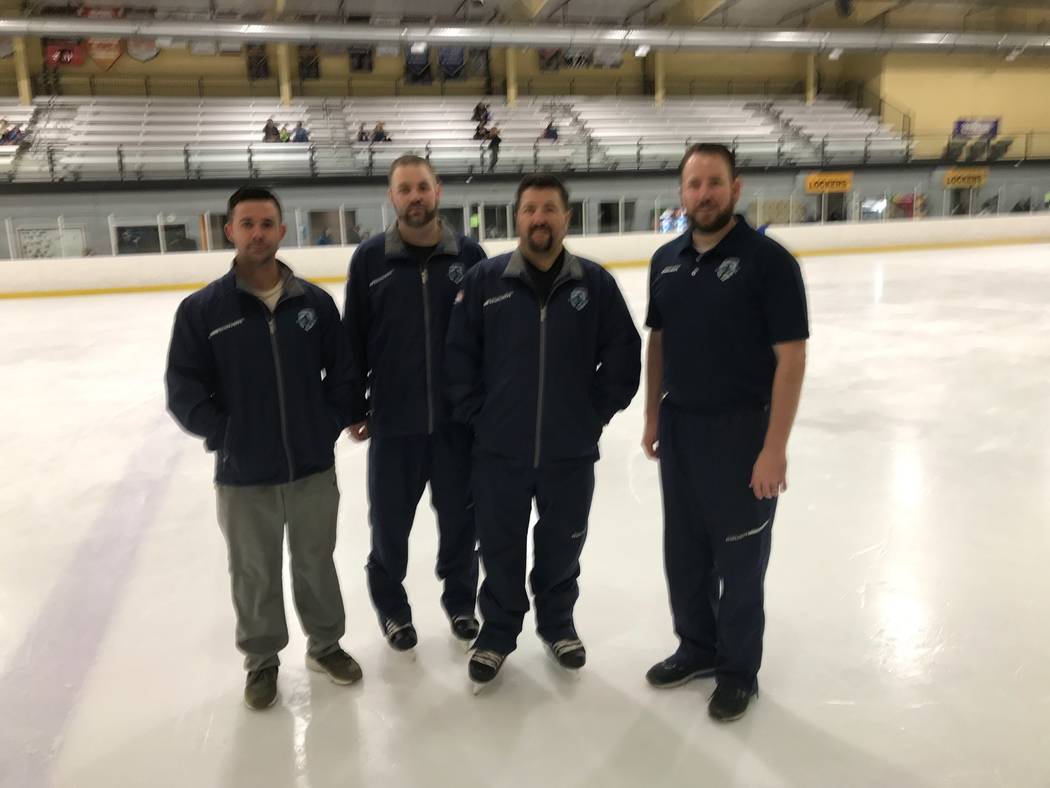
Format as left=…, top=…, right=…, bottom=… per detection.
left=1005, top=47, right=1022, bottom=61
left=634, top=44, right=650, bottom=57
left=829, top=47, right=843, bottom=60
left=410, top=42, right=428, bottom=54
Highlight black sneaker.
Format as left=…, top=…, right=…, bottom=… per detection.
left=544, top=638, right=587, bottom=670
left=708, top=683, right=756, bottom=722
left=450, top=614, right=480, bottom=642
left=468, top=649, right=506, bottom=685
left=645, top=654, right=717, bottom=688
left=244, top=666, right=278, bottom=710
left=384, top=620, right=418, bottom=651
left=306, top=648, right=363, bottom=685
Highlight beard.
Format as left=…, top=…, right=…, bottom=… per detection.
left=400, top=203, right=437, bottom=228
left=689, top=201, right=735, bottom=234
left=524, top=225, right=555, bottom=255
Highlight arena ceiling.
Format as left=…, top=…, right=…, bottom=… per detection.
left=20, top=0, right=1050, bottom=31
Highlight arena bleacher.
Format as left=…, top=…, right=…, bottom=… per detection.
left=6, top=92, right=911, bottom=182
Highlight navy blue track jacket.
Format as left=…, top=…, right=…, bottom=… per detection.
left=445, top=248, right=641, bottom=467
left=342, top=222, right=486, bottom=436
left=165, top=262, right=354, bottom=486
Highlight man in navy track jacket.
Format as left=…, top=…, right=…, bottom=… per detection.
left=343, top=155, right=487, bottom=653
left=165, top=186, right=361, bottom=710
left=446, top=173, right=641, bottom=689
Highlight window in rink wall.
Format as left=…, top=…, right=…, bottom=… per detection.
left=568, top=200, right=585, bottom=235
left=483, top=204, right=510, bottom=240
left=598, top=199, right=642, bottom=234
left=116, top=223, right=198, bottom=255
left=306, top=209, right=340, bottom=246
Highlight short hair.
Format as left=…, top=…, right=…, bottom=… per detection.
left=515, top=173, right=570, bottom=211
left=678, top=143, right=738, bottom=180
left=388, top=154, right=438, bottom=182
left=227, top=185, right=282, bottom=220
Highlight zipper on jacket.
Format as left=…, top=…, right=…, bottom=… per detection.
left=531, top=272, right=576, bottom=469
left=533, top=304, right=548, bottom=468
left=268, top=316, right=296, bottom=483
left=420, top=262, right=435, bottom=435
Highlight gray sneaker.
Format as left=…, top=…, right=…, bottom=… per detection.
left=306, top=648, right=363, bottom=685
left=244, top=667, right=279, bottom=710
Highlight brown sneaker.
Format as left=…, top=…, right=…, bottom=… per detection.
left=244, top=667, right=279, bottom=710
left=306, top=648, right=363, bottom=685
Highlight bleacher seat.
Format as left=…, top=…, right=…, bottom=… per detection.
left=6, top=93, right=913, bottom=181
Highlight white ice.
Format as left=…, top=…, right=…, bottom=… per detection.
left=2, top=243, right=1050, bottom=788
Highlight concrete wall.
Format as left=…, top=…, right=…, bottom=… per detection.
left=3, top=164, right=1050, bottom=259
left=879, top=53, right=1050, bottom=136
left=4, top=213, right=1048, bottom=297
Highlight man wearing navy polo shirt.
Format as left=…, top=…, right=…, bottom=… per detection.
left=642, top=143, right=809, bottom=722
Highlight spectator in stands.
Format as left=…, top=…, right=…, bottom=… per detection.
left=472, top=102, right=490, bottom=123
left=658, top=207, right=674, bottom=233
left=357, top=123, right=370, bottom=142
left=487, top=126, right=502, bottom=173
left=279, top=125, right=291, bottom=143
left=541, top=121, right=559, bottom=142
left=291, top=122, right=310, bottom=143
left=347, top=224, right=362, bottom=243
left=473, top=122, right=490, bottom=140
left=262, top=119, right=280, bottom=143
left=371, top=122, right=392, bottom=143
left=3, top=125, right=24, bottom=145
left=316, top=227, right=335, bottom=245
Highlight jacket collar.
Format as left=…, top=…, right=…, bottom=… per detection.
left=503, top=246, right=584, bottom=289
left=384, top=219, right=460, bottom=258
left=230, top=259, right=306, bottom=299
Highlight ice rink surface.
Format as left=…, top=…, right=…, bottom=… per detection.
left=2, top=242, right=1049, bottom=788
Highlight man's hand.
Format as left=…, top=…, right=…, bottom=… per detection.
left=346, top=421, right=370, bottom=442
left=641, top=418, right=660, bottom=460
left=751, top=446, right=787, bottom=499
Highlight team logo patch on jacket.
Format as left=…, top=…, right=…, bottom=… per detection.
left=448, top=263, right=465, bottom=284
left=716, top=258, right=740, bottom=282
left=297, top=308, right=317, bottom=332
left=569, top=287, right=589, bottom=311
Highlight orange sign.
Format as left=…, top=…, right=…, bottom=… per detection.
left=805, top=171, right=854, bottom=194
left=943, top=168, right=989, bottom=189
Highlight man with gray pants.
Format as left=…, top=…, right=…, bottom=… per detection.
left=166, top=185, right=362, bottom=710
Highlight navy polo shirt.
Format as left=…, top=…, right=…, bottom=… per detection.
left=645, top=215, right=809, bottom=411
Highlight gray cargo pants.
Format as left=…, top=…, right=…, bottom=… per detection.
left=216, top=467, right=346, bottom=671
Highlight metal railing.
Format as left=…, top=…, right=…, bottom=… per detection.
left=520, top=76, right=648, bottom=97
left=8, top=129, right=1050, bottom=184
left=24, top=73, right=493, bottom=100
left=663, top=78, right=806, bottom=98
